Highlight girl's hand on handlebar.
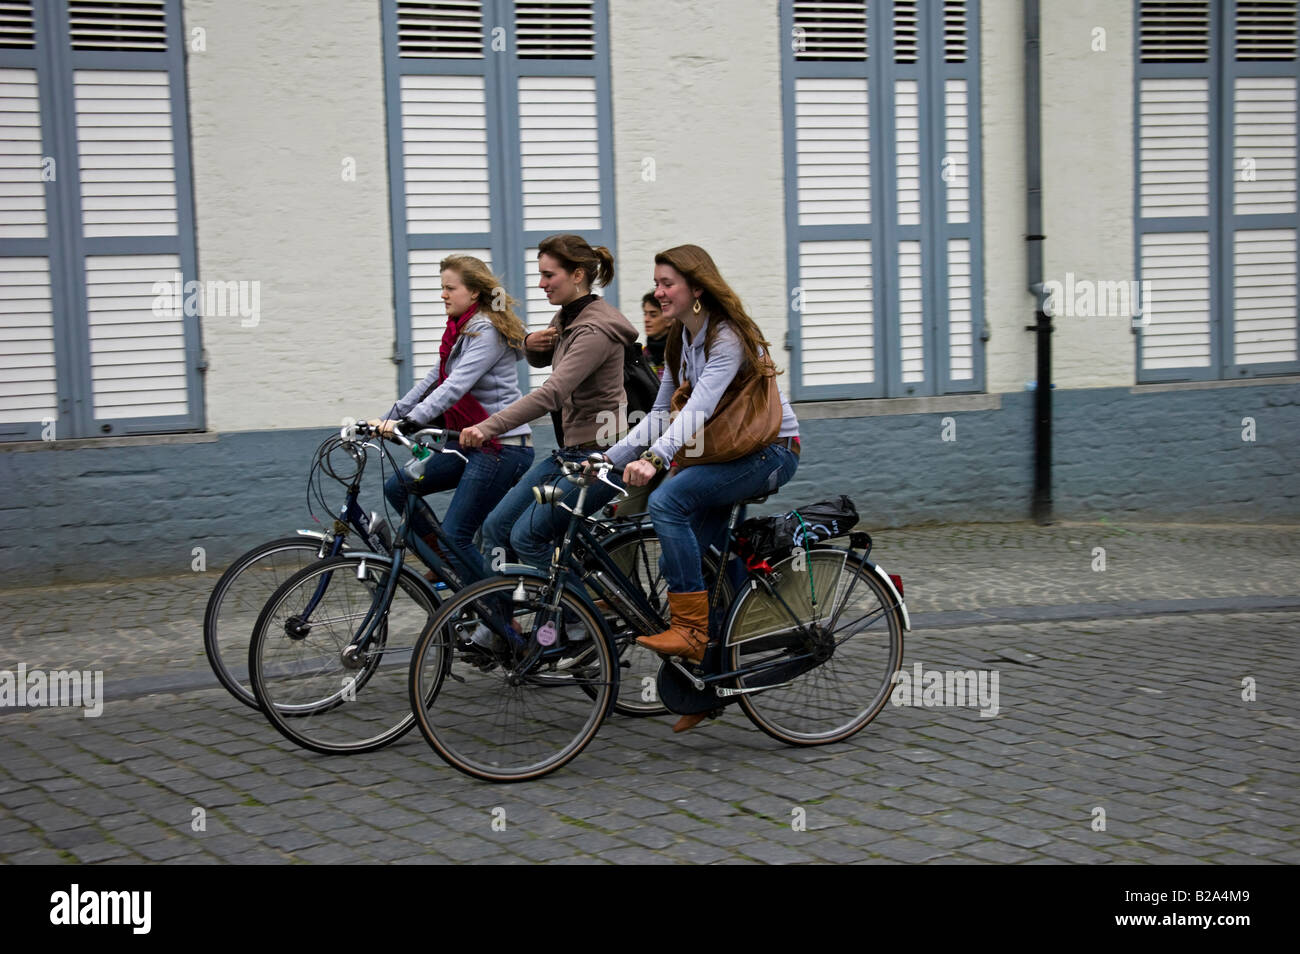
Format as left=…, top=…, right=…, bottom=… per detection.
left=623, top=459, right=657, bottom=488
left=580, top=453, right=610, bottom=477
left=369, top=418, right=400, bottom=439
left=460, top=425, right=486, bottom=448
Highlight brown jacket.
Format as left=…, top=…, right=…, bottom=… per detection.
left=480, top=297, right=638, bottom=447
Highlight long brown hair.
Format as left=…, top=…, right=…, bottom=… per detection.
left=537, top=234, right=615, bottom=289
left=439, top=255, right=527, bottom=350
left=655, top=244, right=779, bottom=384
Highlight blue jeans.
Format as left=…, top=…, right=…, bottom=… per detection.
left=482, top=449, right=624, bottom=571
left=649, top=443, right=800, bottom=593
left=384, top=441, right=534, bottom=581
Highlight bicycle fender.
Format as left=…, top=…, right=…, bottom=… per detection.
left=860, top=558, right=911, bottom=631
left=294, top=530, right=331, bottom=541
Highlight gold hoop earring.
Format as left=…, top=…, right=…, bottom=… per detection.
left=692, top=299, right=701, bottom=315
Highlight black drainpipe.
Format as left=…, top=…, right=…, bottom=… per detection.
left=1025, top=0, right=1052, bottom=525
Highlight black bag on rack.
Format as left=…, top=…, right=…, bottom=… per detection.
left=738, top=496, right=859, bottom=560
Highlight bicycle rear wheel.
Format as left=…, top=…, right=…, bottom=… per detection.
left=249, top=553, right=442, bottom=754
left=725, top=549, right=903, bottom=745
left=204, top=536, right=339, bottom=708
left=408, top=575, right=616, bottom=783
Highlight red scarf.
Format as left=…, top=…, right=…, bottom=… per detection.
left=438, top=304, right=500, bottom=453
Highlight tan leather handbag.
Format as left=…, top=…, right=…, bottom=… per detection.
left=669, top=359, right=782, bottom=467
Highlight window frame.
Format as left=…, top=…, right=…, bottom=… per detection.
left=778, top=0, right=985, bottom=402
left=0, top=0, right=203, bottom=441
left=1132, top=0, right=1300, bottom=383
left=380, top=0, right=618, bottom=395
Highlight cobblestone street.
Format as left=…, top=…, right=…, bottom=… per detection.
left=2, top=521, right=1297, bottom=864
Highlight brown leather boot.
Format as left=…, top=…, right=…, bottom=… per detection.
left=672, top=712, right=710, bottom=733
left=636, top=591, right=709, bottom=664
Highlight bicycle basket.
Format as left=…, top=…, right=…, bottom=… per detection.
left=737, top=495, right=859, bottom=561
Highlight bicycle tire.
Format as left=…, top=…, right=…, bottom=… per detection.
left=408, top=574, right=616, bottom=783
left=726, top=548, right=903, bottom=745
left=248, top=553, right=442, bottom=755
left=204, top=536, right=341, bottom=709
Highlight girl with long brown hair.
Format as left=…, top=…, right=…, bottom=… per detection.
left=602, top=244, right=802, bottom=732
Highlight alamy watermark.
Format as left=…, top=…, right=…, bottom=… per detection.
left=151, top=272, right=261, bottom=328
left=50, top=884, right=150, bottom=934
left=0, top=664, right=103, bottom=717
left=1043, top=272, right=1153, bottom=328
left=891, top=662, right=1000, bottom=717
left=594, top=407, right=707, bottom=457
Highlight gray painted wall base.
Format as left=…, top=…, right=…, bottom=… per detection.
left=1, top=381, right=1296, bottom=588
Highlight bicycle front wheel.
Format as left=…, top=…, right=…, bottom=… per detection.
left=204, top=536, right=341, bottom=708
left=409, top=575, right=616, bottom=783
left=249, top=553, right=441, bottom=754
left=726, top=549, right=904, bottom=745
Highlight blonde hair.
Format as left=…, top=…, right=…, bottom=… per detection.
left=439, top=255, right=527, bottom=350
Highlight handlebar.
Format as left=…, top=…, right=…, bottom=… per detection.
left=560, top=452, right=628, bottom=499
left=341, top=420, right=467, bottom=464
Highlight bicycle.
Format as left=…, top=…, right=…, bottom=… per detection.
left=245, top=426, right=673, bottom=754
left=203, top=433, right=394, bottom=709
left=244, top=422, right=494, bottom=754
left=407, top=454, right=908, bottom=782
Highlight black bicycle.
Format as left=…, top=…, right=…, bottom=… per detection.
left=406, top=455, right=908, bottom=782
left=246, top=426, right=674, bottom=755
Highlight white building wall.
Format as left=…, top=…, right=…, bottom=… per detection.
left=980, top=0, right=1034, bottom=394
left=183, top=0, right=395, bottom=432
left=607, top=0, right=790, bottom=364
left=1040, top=0, right=1136, bottom=389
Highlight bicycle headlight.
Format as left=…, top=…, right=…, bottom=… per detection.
left=533, top=484, right=563, bottom=505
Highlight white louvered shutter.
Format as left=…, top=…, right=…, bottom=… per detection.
left=401, top=75, right=490, bottom=233
left=0, top=67, right=46, bottom=239
left=793, top=72, right=873, bottom=391
left=68, top=0, right=167, bottom=51
left=409, top=248, right=492, bottom=380
left=1234, top=77, right=1297, bottom=216
left=795, top=77, right=869, bottom=226
left=793, top=0, right=867, bottom=60
left=894, top=79, right=920, bottom=225
left=898, top=240, right=924, bottom=382
left=1233, top=230, right=1297, bottom=364
left=798, top=241, right=873, bottom=387
left=1, top=0, right=198, bottom=438
left=517, top=75, right=598, bottom=231
left=73, top=69, right=188, bottom=421
left=515, top=1, right=596, bottom=58
left=1139, top=78, right=1211, bottom=217
left=74, top=70, right=178, bottom=238
left=509, top=0, right=610, bottom=391
left=1140, top=232, right=1212, bottom=369
left=1138, top=75, right=1213, bottom=371
left=397, top=0, right=485, bottom=58
left=85, top=254, right=187, bottom=419
left=943, top=79, right=969, bottom=223
left=947, top=239, right=972, bottom=381
left=0, top=61, right=54, bottom=429
left=0, top=257, right=56, bottom=425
